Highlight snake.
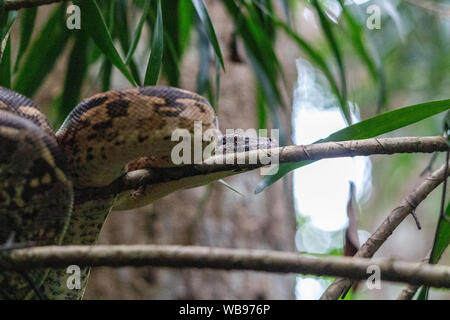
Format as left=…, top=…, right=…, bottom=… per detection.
left=0, top=86, right=275, bottom=300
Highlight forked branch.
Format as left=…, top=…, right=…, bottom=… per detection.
left=321, top=160, right=450, bottom=299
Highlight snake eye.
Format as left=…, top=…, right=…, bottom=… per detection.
left=222, top=136, right=227, bottom=144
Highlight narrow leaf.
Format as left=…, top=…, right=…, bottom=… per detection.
left=114, top=0, right=141, bottom=84
left=224, top=0, right=284, bottom=119
left=0, top=35, right=11, bottom=87
left=337, top=0, right=386, bottom=110
left=256, top=85, right=268, bottom=129
left=144, top=0, right=163, bottom=86
left=417, top=202, right=450, bottom=300
left=13, top=4, right=69, bottom=97
left=256, top=99, right=450, bottom=193
left=125, top=0, right=150, bottom=64
left=178, top=0, right=194, bottom=54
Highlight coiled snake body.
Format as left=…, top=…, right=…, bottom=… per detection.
left=0, top=86, right=274, bottom=299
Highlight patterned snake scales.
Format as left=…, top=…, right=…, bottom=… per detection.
left=0, top=86, right=275, bottom=299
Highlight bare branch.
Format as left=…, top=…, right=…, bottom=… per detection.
left=1, top=245, right=450, bottom=288
left=321, top=160, right=450, bottom=300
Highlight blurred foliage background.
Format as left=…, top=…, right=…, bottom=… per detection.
left=0, top=0, right=449, bottom=299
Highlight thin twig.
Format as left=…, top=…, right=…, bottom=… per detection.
left=0, top=245, right=449, bottom=288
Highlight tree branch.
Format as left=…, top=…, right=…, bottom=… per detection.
left=396, top=250, right=431, bottom=300
left=1, top=245, right=450, bottom=288
left=321, top=160, right=450, bottom=299
left=3, top=0, right=70, bottom=10
left=79, top=136, right=449, bottom=201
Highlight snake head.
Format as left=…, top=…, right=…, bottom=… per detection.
left=215, top=133, right=278, bottom=155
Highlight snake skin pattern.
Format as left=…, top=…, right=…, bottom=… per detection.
left=0, top=86, right=275, bottom=299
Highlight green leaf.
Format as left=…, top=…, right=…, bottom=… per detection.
left=0, top=35, right=11, bottom=87
left=195, top=17, right=210, bottom=95
left=13, top=4, right=69, bottom=97
left=125, top=0, right=150, bottom=64
left=0, top=9, right=17, bottom=42
left=245, top=3, right=286, bottom=107
left=252, top=0, right=276, bottom=41
left=161, top=27, right=181, bottom=86
left=256, top=85, right=268, bottom=129
left=144, top=0, right=163, bottom=86
left=13, top=7, right=37, bottom=73
left=57, top=31, right=90, bottom=124
left=281, top=0, right=291, bottom=26
left=214, top=54, right=220, bottom=110
left=106, top=0, right=115, bottom=30
left=114, top=0, right=141, bottom=84
left=246, top=49, right=279, bottom=109
left=76, top=0, right=137, bottom=86
left=192, top=0, right=225, bottom=70
left=149, top=0, right=180, bottom=86
left=416, top=286, right=426, bottom=300
left=417, top=199, right=450, bottom=299
left=337, top=0, right=386, bottom=110
left=256, top=99, right=450, bottom=193
left=178, top=0, right=194, bottom=54
left=311, top=0, right=349, bottom=123
left=98, top=0, right=114, bottom=92
left=247, top=3, right=341, bottom=116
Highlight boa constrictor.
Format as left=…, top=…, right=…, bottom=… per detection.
left=0, top=86, right=274, bottom=299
